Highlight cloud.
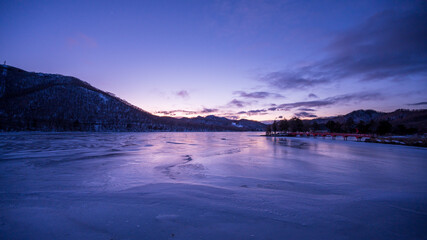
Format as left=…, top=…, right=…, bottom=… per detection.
left=159, top=91, right=382, bottom=119
left=227, top=99, right=251, bottom=107
left=200, top=108, right=218, bottom=113
left=259, top=4, right=427, bottom=90
left=277, top=92, right=383, bottom=110
left=236, top=109, right=268, bottom=116
left=260, top=71, right=330, bottom=90
left=157, top=91, right=382, bottom=120
left=233, top=91, right=284, bottom=99
left=277, top=100, right=330, bottom=110
left=297, top=108, right=315, bottom=112
left=156, top=109, right=197, bottom=116
left=247, top=109, right=268, bottom=116
left=156, top=107, right=219, bottom=116
left=407, top=101, right=427, bottom=106
left=323, top=7, right=427, bottom=82
left=176, top=90, right=190, bottom=98
left=308, top=93, right=318, bottom=98
left=295, top=111, right=317, bottom=118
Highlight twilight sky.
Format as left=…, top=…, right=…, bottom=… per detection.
left=1, top=0, right=426, bottom=121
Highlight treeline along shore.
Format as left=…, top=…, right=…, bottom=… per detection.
left=264, top=112, right=427, bottom=147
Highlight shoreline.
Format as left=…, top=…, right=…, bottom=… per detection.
left=263, top=134, right=427, bottom=148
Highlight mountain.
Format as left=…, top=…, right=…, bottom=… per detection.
left=311, top=109, right=384, bottom=124
left=311, top=109, right=427, bottom=132
left=0, top=65, right=265, bottom=132
left=179, top=115, right=265, bottom=130
left=377, top=109, right=427, bottom=131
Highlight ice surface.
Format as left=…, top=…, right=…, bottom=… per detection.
left=0, top=132, right=426, bottom=239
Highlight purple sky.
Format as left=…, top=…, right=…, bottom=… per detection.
left=1, top=0, right=426, bottom=120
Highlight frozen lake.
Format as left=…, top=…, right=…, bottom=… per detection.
left=1, top=132, right=426, bottom=239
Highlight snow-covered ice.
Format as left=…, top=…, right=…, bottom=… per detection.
left=0, top=132, right=426, bottom=239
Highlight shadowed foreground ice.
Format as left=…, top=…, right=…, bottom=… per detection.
left=0, top=132, right=426, bottom=239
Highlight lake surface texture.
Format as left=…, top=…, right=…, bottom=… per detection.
left=0, top=132, right=426, bottom=239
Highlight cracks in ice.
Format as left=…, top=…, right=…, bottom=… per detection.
left=156, top=154, right=205, bottom=180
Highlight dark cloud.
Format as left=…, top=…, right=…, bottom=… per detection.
left=247, top=109, right=268, bottom=116
left=236, top=109, right=268, bottom=116
left=227, top=99, right=251, bottom=107
left=295, top=112, right=317, bottom=118
left=278, top=100, right=330, bottom=110
left=200, top=108, right=218, bottom=113
left=323, top=7, right=427, bottom=82
left=260, top=71, right=330, bottom=90
left=277, top=92, right=383, bottom=110
left=298, top=108, right=315, bottom=112
left=260, top=5, right=427, bottom=90
left=176, top=90, right=189, bottom=98
left=233, top=91, right=284, bottom=99
left=407, top=101, right=427, bottom=106
left=308, top=93, right=318, bottom=98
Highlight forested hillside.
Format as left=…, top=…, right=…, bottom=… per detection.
left=0, top=65, right=265, bottom=132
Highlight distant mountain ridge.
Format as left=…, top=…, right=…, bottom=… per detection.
left=0, top=65, right=265, bottom=131
left=261, top=109, right=427, bottom=132
left=311, top=109, right=427, bottom=132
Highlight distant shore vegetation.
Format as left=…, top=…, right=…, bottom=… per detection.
left=265, top=117, right=419, bottom=136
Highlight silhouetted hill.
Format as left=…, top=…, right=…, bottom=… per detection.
left=311, top=109, right=427, bottom=132
left=378, top=109, right=427, bottom=132
left=0, top=65, right=265, bottom=132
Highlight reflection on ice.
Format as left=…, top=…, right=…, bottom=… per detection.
left=0, top=132, right=426, bottom=239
